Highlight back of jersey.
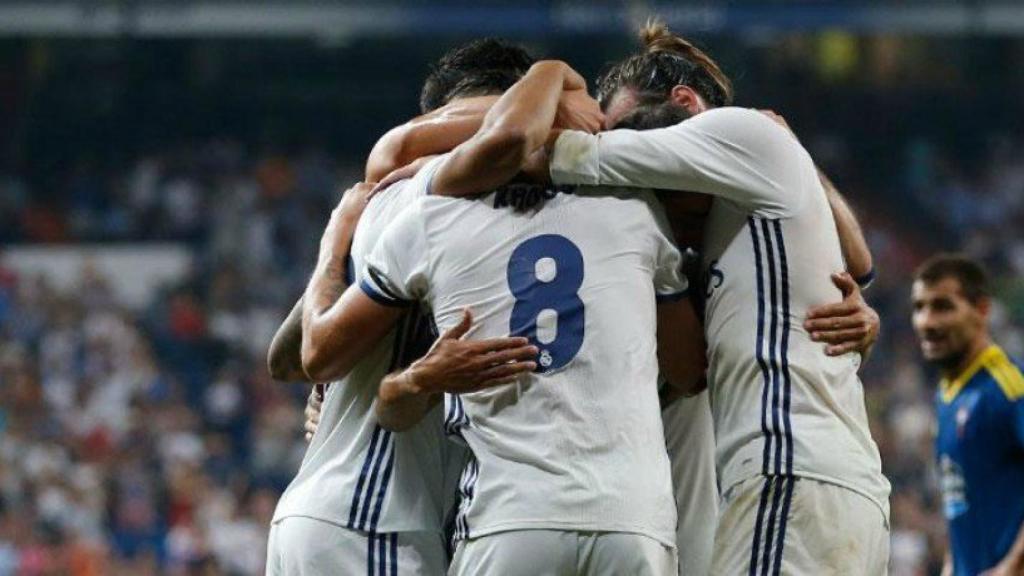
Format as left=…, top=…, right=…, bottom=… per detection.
left=363, top=181, right=687, bottom=548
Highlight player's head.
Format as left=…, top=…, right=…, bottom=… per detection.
left=911, top=253, right=992, bottom=371
left=419, top=38, right=536, bottom=113
left=596, top=19, right=733, bottom=129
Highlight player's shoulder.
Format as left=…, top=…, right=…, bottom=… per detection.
left=981, top=345, right=1024, bottom=402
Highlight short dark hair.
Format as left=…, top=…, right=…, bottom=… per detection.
left=914, top=253, right=991, bottom=304
left=612, top=100, right=693, bottom=131
left=596, top=20, right=733, bottom=111
left=419, top=38, right=536, bottom=113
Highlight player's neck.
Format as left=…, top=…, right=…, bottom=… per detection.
left=944, top=335, right=994, bottom=381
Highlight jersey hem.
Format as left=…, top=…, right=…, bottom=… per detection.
left=270, top=512, right=443, bottom=535
left=721, top=470, right=891, bottom=529
left=455, top=519, right=677, bottom=549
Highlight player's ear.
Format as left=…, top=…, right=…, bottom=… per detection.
left=669, top=85, right=706, bottom=116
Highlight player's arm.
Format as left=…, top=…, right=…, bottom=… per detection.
left=301, top=182, right=400, bottom=381
left=376, top=310, right=538, bottom=431
left=267, top=296, right=309, bottom=382
left=657, top=297, right=708, bottom=405
left=365, top=96, right=497, bottom=182
left=430, top=61, right=600, bottom=197
left=820, top=171, right=873, bottom=284
left=547, top=106, right=803, bottom=216
left=758, top=111, right=874, bottom=283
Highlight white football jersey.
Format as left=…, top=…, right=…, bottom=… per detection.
left=272, top=173, right=463, bottom=535
left=550, top=107, right=891, bottom=517
left=361, top=159, right=687, bottom=547
left=662, top=391, right=717, bottom=576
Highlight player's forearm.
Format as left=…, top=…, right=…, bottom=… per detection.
left=268, top=296, right=310, bottom=382
left=819, top=170, right=873, bottom=283
left=301, top=209, right=359, bottom=381
left=432, top=61, right=576, bottom=196
left=365, top=109, right=490, bottom=182
left=375, top=369, right=439, bottom=432
left=657, top=299, right=708, bottom=396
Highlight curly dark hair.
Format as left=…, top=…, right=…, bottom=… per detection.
left=596, top=20, right=733, bottom=111
left=419, top=38, right=537, bottom=113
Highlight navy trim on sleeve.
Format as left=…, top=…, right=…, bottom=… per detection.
left=854, top=267, right=876, bottom=290
left=656, top=289, right=689, bottom=304
left=359, top=279, right=411, bottom=308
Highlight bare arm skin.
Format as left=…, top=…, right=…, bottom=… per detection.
left=376, top=310, right=538, bottom=431
left=431, top=61, right=600, bottom=197
left=804, top=272, right=880, bottom=359
left=818, top=170, right=873, bottom=282
left=268, top=296, right=308, bottom=382
left=365, top=96, right=497, bottom=182
left=657, top=298, right=708, bottom=407
left=300, top=182, right=389, bottom=381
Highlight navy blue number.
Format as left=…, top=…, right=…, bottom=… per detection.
left=506, top=234, right=585, bottom=373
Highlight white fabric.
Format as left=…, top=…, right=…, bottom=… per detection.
left=663, top=391, right=717, bottom=576
left=449, top=530, right=678, bottom=576
left=363, top=170, right=686, bottom=547
left=271, top=172, right=459, bottom=535
left=711, top=475, right=889, bottom=575
left=266, top=516, right=446, bottom=576
left=550, top=106, right=891, bottom=518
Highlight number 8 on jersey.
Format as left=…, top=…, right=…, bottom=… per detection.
left=506, top=234, right=586, bottom=373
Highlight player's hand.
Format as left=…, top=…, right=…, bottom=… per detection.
left=404, top=309, right=538, bottom=395
left=555, top=89, right=604, bottom=134
left=372, top=155, right=440, bottom=195
left=303, top=383, right=326, bottom=442
left=329, top=182, right=376, bottom=225
left=804, top=272, right=880, bottom=357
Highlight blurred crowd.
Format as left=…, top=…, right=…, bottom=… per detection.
left=1, top=133, right=1023, bottom=575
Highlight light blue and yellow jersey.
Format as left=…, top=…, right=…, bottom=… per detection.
left=935, top=344, right=1024, bottom=576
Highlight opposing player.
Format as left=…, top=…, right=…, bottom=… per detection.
left=474, top=24, right=891, bottom=575
left=911, top=254, right=1024, bottom=576
left=299, top=59, right=708, bottom=575
left=265, top=39, right=545, bottom=575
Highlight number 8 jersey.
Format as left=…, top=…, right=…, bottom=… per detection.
left=360, top=158, right=688, bottom=548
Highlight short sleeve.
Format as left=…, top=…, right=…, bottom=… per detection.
left=550, top=108, right=808, bottom=218
left=360, top=201, right=430, bottom=307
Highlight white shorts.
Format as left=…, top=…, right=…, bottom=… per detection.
left=266, top=516, right=447, bottom=576
left=663, top=391, right=717, bottom=576
left=711, top=475, right=890, bottom=576
left=450, top=530, right=677, bottom=576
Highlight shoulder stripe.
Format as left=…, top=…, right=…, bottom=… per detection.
left=941, top=345, right=1002, bottom=403
left=988, top=355, right=1024, bottom=400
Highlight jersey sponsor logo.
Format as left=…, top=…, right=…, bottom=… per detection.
left=940, top=455, right=969, bottom=519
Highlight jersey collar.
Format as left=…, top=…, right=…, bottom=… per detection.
left=940, top=344, right=1004, bottom=404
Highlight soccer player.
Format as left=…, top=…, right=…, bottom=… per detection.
left=474, top=24, right=891, bottom=575
left=264, top=39, right=544, bottom=575
left=299, top=59, right=707, bottom=575
left=911, top=254, right=1024, bottom=576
